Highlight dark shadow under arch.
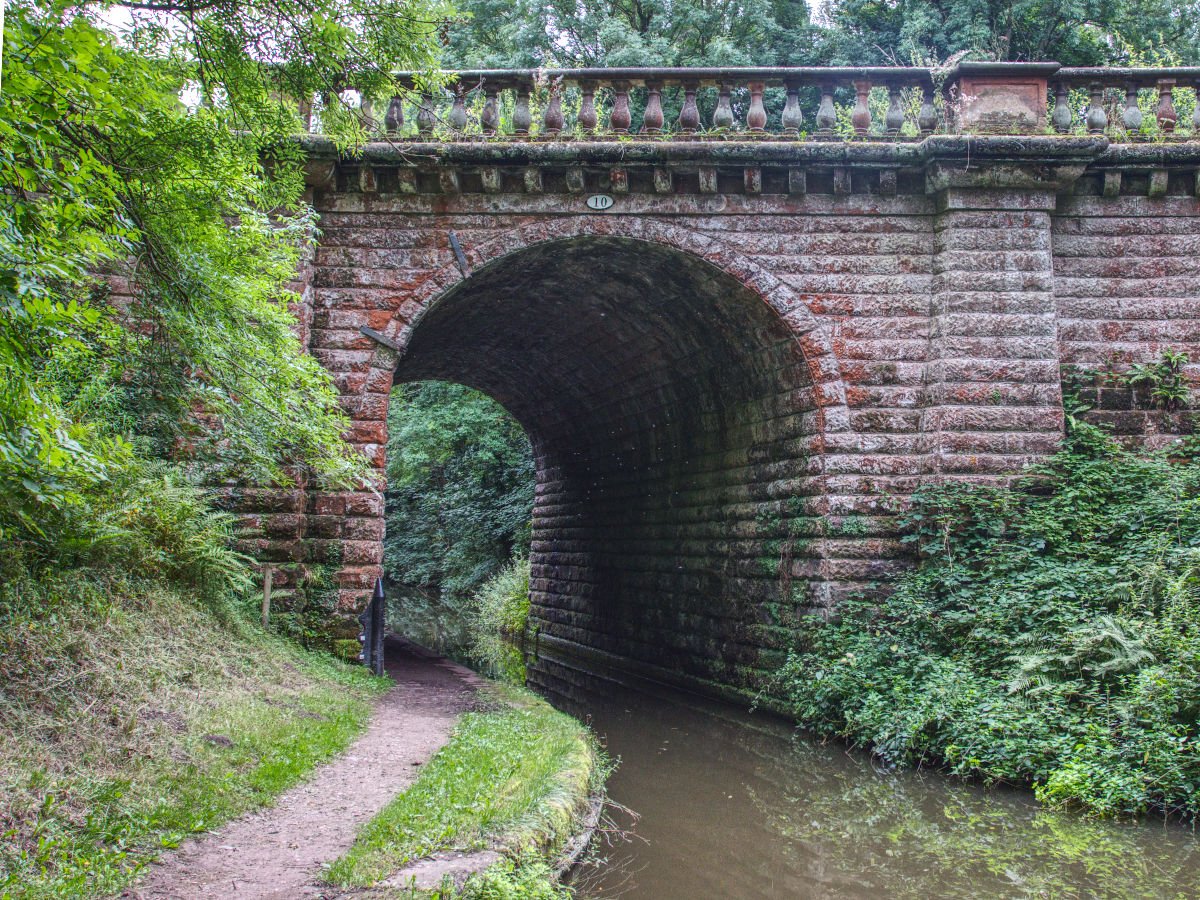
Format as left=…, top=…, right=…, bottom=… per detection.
left=393, top=236, right=828, bottom=690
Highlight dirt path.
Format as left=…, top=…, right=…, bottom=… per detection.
left=127, top=639, right=481, bottom=900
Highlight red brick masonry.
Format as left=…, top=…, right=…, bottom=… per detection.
left=238, top=135, right=1200, bottom=694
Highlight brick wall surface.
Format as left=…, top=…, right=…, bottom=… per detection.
left=1054, top=193, right=1200, bottom=446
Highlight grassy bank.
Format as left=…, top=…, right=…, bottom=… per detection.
left=327, top=683, right=602, bottom=898
left=779, top=424, right=1200, bottom=819
left=0, top=570, right=387, bottom=899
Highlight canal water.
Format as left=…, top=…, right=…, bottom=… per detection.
left=528, top=652, right=1200, bottom=900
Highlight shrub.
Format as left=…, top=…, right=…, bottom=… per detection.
left=458, top=856, right=572, bottom=899
left=466, top=557, right=532, bottom=683
left=778, top=423, right=1200, bottom=818
left=2, top=454, right=255, bottom=624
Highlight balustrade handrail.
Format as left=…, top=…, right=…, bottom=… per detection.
left=348, top=66, right=942, bottom=139
left=390, top=66, right=938, bottom=87
left=1056, top=66, right=1200, bottom=85
left=295, top=63, right=1200, bottom=141
left=1050, top=67, right=1200, bottom=135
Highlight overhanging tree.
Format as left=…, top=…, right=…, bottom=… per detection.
left=0, top=0, right=453, bottom=542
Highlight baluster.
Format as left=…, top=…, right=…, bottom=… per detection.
left=1193, top=81, right=1200, bottom=134
left=781, top=81, right=803, bottom=134
left=513, top=84, right=532, bottom=135
left=1156, top=79, right=1177, bottom=132
left=885, top=83, right=904, bottom=134
left=480, top=85, right=499, bottom=135
left=918, top=86, right=938, bottom=134
left=578, top=81, right=598, bottom=133
left=543, top=80, right=564, bottom=136
left=1121, top=83, right=1142, bottom=134
left=816, top=83, right=837, bottom=133
left=610, top=81, right=632, bottom=133
left=299, top=95, right=314, bottom=133
left=746, top=81, right=767, bottom=132
left=713, top=83, right=734, bottom=129
left=678, top=82, right=700, bottom=134
left=643, top=81, right=665, bottom=133
left=385, top=95, right=404, bottom=134
left=1052, top=82, right=1072, bottom=133
left=416, top=91, right=436, bottom=137
left=1086, top=83, right=1107, bottom=134
left=851, top=80, right=872, bottom=135
left=361, top=96, right=376, bottom=134
left=448, top=86, right=468, bottom=134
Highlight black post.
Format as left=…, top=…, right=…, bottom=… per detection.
left=371, top=577, right=386, bottom=675
left=358, top=577, right=387, bottom=675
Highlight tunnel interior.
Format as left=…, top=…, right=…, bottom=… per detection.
left=393, top=237, right=824, bottom=689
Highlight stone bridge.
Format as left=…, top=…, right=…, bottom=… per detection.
left=245, top=63, right=1200, bottom=697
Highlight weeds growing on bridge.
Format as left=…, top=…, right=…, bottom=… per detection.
left=779, top=420, right=1200, bottom=819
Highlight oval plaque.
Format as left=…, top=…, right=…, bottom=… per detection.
left=586, top=194, right=615, bottom=211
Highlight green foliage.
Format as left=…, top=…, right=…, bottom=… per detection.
left=1124, top=349, right=1191, bottom=411
left=457, top=856, right=572, bottom=900
left=819, top=0, right=1200, bottom=65
left=267, top=558, right=343, bottom=650
left=1, top=0, right=454, bottom=543
left=385, top=382, right=534, bottom=649
left=779, top=424, right=1200, bottom=818
left=469, top=557, right=532, bottom=640
left=445, top=0, right=1198, bottom=73
left=467, top=557, right=532, bottom=683
left=443, top=0, right=816, bottom=67
left=328, top=685, right=599, bottom=889
left=0, top=453, right=257, bottom=626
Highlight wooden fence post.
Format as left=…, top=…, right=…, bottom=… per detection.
left=262, top=567, right=273, bottom=629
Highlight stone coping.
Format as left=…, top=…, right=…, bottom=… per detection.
left=302, top=134, right=1132, bottom=167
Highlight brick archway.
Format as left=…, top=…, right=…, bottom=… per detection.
left=317, top=219, right=858, bottom=691
left=367, top=216, right=850, bottom=422
left=263, top=125, right=1200, bottom=695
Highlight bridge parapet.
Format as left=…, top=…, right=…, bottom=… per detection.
left=297, top=63, right=1200, bottom=143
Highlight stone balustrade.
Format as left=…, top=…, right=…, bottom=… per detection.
left=1052, top=67, right=1200, bottom=135
left=298, top=63, right=1200, bottom=140
left=309, top=67, right=939, bottom=138
left=386, top=67, right=938, bottom=139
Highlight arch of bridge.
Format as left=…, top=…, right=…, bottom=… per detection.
left=365, top=214, right=850, bottom=425
left=285, top=145, right=1200, bottom=692
left=346, top=216, right=856, bottom=688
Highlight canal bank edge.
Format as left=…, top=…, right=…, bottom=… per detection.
left=327, top=648, right=606, bottom=898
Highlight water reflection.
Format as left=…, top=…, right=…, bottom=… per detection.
left=387, top=590, right=525, bottom=682
left=529, top=653, right=1200, bottom=900
left=386, top=589, right=470, bottom=659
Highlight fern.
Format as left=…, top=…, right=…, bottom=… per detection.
left=1008, top=616, right=1153, bottom=696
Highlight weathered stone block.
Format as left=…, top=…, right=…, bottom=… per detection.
left=945, top=62, right=1058, bottom=133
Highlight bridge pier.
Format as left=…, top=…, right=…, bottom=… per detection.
left=923, top=177, right=1076, bottom=478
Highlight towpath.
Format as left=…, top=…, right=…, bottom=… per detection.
left=127, top=639, right=481, bottom=899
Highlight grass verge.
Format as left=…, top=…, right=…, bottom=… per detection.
left=0, top=570, right=388, bottom=899
left=327, top=683, right=602, bottom=896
